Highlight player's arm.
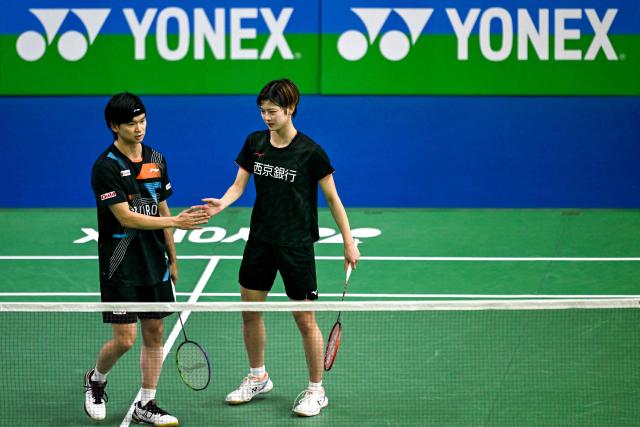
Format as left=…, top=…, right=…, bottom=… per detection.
left=202, top=167, right=251, bottom=217
left=108, top=202, right=209, bottom=230
left=319, top=174, right=360, bottom=270
left=158, top=201, right=179, bottom=284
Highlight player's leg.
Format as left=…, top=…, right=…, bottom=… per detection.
left=132, top=317, right=178, bottom=426
left=139, top=318, right=164, bottom=390
left=240, top=286, right=269, bottom=367
left=292, top=310, right=324, bottom=383
left=280, top=243, right=324, bottom=382
left=98, top=322, right=138, bottom=372
left=226, top=240, right=276, bottom=404
left=279, top=244, right=328, bottom=416
left=291, top=310, right=328, bottom=417
left=136, top=280, right=174, bottom=391
left=226, top=286, right=274, bottom=404
left=85, top=318, right=137, bottom=421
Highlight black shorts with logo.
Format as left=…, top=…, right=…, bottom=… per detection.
left=239, top=239, right=318, bottom=301
left=101, top=280, right=175, bottom=324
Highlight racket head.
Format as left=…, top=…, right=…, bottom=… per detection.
left=175, top=340, right=211, bottom=391
left=323, top=320, right=342, bottom=371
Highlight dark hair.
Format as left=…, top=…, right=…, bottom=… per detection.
left=256, top=79, right=300, bottom=117
left=104, top=92, right=146, bottom=138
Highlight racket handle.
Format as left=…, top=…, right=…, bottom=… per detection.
left=345, top=239, right=360, bottom=282
left=345, top=238, right=359, bottom=282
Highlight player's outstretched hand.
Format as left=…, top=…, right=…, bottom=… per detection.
left=175, top=205, right=210, bottom=230
left=202, top=198, right=225, bottom=217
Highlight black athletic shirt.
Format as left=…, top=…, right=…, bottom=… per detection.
left=236, top=130, right=335, bottom=246
left=91, top=143, right=173, bottom=287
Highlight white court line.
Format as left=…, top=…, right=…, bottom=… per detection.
left=1, top=255, right=640, bottom=261
left=119, top=256, right=219, bottom=427
left=1, top=291, right=639, bottom=299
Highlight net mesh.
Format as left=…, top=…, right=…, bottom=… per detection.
left=1, top=300, right=639, bottom=427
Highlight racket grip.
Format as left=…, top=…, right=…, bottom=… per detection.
left=345, top=238, right=359, bottom=282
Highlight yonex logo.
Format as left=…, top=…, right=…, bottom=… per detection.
left=16, top=8, right=110, bottom=62
left=337, top=8, right=432, bottom=61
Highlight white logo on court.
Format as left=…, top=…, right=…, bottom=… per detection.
left=337, top=8, right=432, bottom=61
left=16, top=8, right=110, bottom=62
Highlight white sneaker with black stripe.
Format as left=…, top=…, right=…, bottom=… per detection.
left=131, top=400, right=179, bottom=426
left=225, top=373, right=273, bottom=404
left=292, top=387, right=329, bottom=417
left=84, top=369, right=108, bottom=421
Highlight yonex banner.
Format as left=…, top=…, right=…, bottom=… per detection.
left=1, top=0, right=638, bottom=95
left=321, top=0, right=640, bottom=94
left=0, top=0, right=320, bottom=94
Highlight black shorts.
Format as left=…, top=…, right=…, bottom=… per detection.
left=101, top=280, right=175, bottom=324
left=239, top=239, right=318, bottom=301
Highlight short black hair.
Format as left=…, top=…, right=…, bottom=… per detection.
left=256, top=79, right=300, bottom=117
left=104, top=92, right=146, bottom=138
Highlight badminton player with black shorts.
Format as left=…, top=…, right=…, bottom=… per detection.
left=85, top=92, right=209, bottom=425
left=202, top=79, right=360, bottom=417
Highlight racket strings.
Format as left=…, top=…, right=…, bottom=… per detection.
left=176, top=341, right=211, bottom=391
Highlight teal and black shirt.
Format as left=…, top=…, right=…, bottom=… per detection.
left=91, top=143, right=173, bottom=288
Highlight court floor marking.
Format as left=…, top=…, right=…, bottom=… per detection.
left=2, top=255, right=640, bottom=261
left=119, top=256, right=219, bottom=427
left=1, top=291, right=638, bottom=299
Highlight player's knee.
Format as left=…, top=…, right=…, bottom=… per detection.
left=141, top=321, right=164, bottom=346
left=293, top=312, right=317, bottom=334
left=242, top=311, right=262, bottom=324
left=114, top=335, right=137, bottom=352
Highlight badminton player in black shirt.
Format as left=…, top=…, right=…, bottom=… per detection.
left=203, top=79, right=360, bottom=417
left=85, top=92, right=209, bottom=425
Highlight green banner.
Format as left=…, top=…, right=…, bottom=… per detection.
left=321, top=35, right=640, bottom=95
left=0, top=34, right=319, bottom=95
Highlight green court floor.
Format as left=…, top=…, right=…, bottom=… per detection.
left=0, top=208, right=639, bottom=426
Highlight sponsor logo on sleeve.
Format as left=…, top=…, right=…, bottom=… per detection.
left=100, top=191, right=117, bottom=200
left=120, top=169, right=131, bottom=177
left=166, top=183, right=172, bottom=190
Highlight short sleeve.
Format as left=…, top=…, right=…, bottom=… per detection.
left=160, top=155, right=173, bottom=202
left=235, top=133, right=255, bottom=173
left=91, top=160, right=128, bottom=207
left=309, top=145, right=335, bottom=181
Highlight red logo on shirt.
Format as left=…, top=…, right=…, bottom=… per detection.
left=254, top=152, right=265, bottom=158
left=101, top=191, right=117, bottom=201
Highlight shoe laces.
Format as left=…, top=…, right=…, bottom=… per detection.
left=241, top=374, right=265, bottom=388
left=140, top=400, right=169, bottom=416
left=294, top=388, right=324, bottom=407
left=85, top=379, right=108, bottom=405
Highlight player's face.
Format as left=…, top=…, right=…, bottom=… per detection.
left=111, top=113, right=146, bottom=145
left=260, top=100, right=292, bottom=132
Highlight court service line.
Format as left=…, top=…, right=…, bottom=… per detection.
left=2, top=255, right=640, bottom=261
left=119, top=256, right=219, bottom=427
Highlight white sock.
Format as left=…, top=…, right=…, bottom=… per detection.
left=250, top=366, right=266, bottom=378
left=91, top=368, right=107, bottom=383
left=140, top=388, right=156, bottom=406
left=308, top=381, right=323, bottom=392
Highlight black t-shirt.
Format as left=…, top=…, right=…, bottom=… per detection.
left=91, top=143, right=173, bottom=287
left=236, top=130, right=335, bottom=246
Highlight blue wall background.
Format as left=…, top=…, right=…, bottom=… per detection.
left=1, top=95, right=638, bottom=208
